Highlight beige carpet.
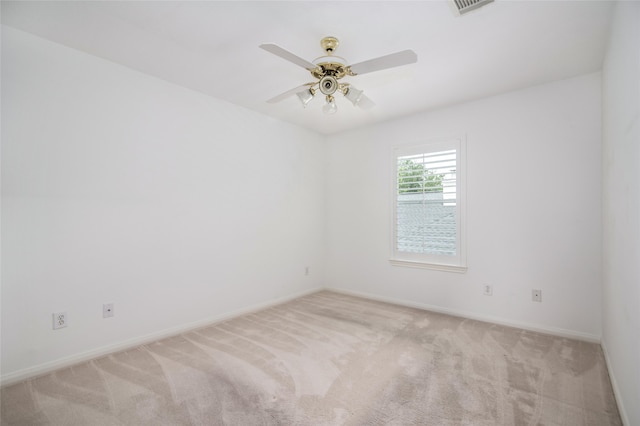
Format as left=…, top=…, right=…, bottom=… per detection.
left=1, top=291, right=621, bottom=425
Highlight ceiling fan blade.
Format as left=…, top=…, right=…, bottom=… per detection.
left=349, top=50, right=417, bottom=75
left=259, top=43, right=317, bottom=71
left=357, top=94, right=375, bottom=110
left=266, top=83, right=315, bottom=104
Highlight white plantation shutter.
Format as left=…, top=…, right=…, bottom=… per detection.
left=392, top=139, right=466, bottom=272
left=396, top=149, right=457, bottom=255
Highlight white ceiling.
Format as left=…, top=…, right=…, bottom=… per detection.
left=2, top=1, right=614, bottom=135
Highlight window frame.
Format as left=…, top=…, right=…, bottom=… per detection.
left=390, top=137, right=467, bottom=273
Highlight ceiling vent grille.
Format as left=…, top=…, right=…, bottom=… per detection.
left=451, top=0, right=494, bottom=15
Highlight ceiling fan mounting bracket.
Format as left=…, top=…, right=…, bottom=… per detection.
left=320, top=36, right=339, bottom=54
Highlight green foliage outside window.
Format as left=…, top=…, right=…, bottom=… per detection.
left=397, top=159, right=444, bottom=194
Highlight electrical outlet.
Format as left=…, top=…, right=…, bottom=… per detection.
left=305, top=266, right=310, bottom=276
left=532, top=289, right=542, bottom=302
left=53, top=312, right=67, bottom=330
left=103, top=303, right=114, bottom=318
left=483, top=284, right=493, bottom=296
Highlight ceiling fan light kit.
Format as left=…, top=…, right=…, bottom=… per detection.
left=260, top=36, right=417, bottom=114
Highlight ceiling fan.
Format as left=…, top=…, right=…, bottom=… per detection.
left=259, top=36, right=417, bottom=114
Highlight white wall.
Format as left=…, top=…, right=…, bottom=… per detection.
left=1, top=26, right=325, bottom=382
left=326, top=73, right=603, bottom=340
left=602, top=2, right=640, bottom=425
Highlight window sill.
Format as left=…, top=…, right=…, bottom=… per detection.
left=389, top=259, right=467, bottom=273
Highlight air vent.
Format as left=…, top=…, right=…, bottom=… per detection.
left=451, top=0, right=494, bottom=15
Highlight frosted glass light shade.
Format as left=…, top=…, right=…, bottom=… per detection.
left=344, top=86, right=363, bottom=106
left=322, top=96, right=337, bottom=114
left=296, top=89, right=314, bottom=107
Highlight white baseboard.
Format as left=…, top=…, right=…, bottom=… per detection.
left=1, top=285, right=603, bottom=387
left=324, top=287, right=602, bottom=343
left=601, top=341, right=630, bottom=426
left=0, top=287, right=323, bottom=387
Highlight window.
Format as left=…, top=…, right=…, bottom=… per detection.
left=391, top=138, right=466, bottom=272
